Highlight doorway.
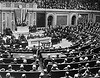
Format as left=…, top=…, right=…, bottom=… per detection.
left=47, top=15, right=53, bottom=28
left=71, top=15, right=76, bottom=25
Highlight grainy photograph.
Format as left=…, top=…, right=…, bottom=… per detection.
left=0, top=0, right=100, bottom=78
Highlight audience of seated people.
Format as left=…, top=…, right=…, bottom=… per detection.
left=39, top=21, right=100, bottom=78
left=61, top=72, right=73, bottom=78
left=5, top=73, right=26, bottom=78
left=40, top=69, right=50, bottom=78
left=6, top=65, right=15, bottom=72
left=0, top=0, right=100, bottom=11
left=6, top=73, right=14, bottom=78
left=1, top=21, right=100, bottom=78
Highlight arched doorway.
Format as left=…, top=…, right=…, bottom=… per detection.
left=71, top=15, right=76, bottom=25
left=47, top=15, right=53, bottom=28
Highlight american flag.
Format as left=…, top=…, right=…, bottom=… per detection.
left=14, top=8, right=21, bottom=26
left=14, top=8, right=28, bottom=26
left=22, top=9, right=28, bottom=23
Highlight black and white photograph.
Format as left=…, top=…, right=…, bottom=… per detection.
left=0, top=0, right=100, bottom=78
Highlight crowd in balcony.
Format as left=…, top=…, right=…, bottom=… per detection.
left=0, top=0, right=100, bottom=10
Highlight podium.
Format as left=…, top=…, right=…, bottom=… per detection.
left=28, top=37, right=51, bottom=49
left=15, top=26, right=29, bottom=35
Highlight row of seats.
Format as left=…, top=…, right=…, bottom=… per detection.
left=50, top=67, right=100, bottom=78
left=0, top=58, right=36, bottom=64
left=42, top=21, right=100, bottom=77
left=0, top=64, right=39, bottom=71
left=42, top=50, right=99, bottom=67
left=0, top=71, right=41, bottom=78
left=46, top=59, right=97, bottom=70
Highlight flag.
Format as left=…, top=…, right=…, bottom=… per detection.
left=22, top=9, right=28, bottom=25
left=14, top=8, right=22, bottom=26
left=22, top=9, right=27, bottom=22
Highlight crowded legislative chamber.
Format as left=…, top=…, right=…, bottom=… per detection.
left=1, top=0, right=100, bottom=78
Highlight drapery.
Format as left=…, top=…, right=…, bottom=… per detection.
left=14, top=8, right=28, bottom=26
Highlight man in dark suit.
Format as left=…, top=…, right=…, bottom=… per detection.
left=17, top=64, right=26, bottom=72
left=6, top=65, right=15, bottom=72
left=61, top=72, right=72, bottom=78
left=40, top=69, right=50, bottom=78
left=95, top=70, right=100, bottom=78
left=6, top=73, right=14, bottom=78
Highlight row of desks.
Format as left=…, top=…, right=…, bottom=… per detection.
left=43, top=53, right=97, bottom=67
left=0, top=58, right=35, bottom=64
left=0, top=71, right=41, bottom=78
left=50, top=67, right=100, bottom=78
left=0, top=64, right=39, bottom=71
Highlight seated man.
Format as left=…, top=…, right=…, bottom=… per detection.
left=20, top=34, right=26, bottom=41
left=6, top=37, right=11, bottom=45
left=60, top=72, right=72, bottom=78
left=63, top=65, right=71, bottom=70
left=83, top=63, right=90, bottom=69
left=52, top=58, right=57, bottom=65
left=46, top=54, right=52, bottom=60
left=32, top=45, right=37, bottom=54
left=0, top=68, right=5, bottom=71
left=51, top=64, right=59, bottom=70
left=84, top=57, right=89, bottom=61
left=74, top=74, right=79, bottom=78
left=82, top=68, right=92, bottom=78
left=11, top=58, right=17, bottom=64
left=23, top=59, right=27, bottom=64
left=95, top=70, right=100, bottom=78
left=43, top=54, right=52, bottom=67
left=79, top=57, right=84, bottom=62
left=6, top=73, right=14, bottom=78
left=55, top=54, right=60, bottom=58
left=40, top=69, right=50, bottom=78
left=10, top=54, right=14, bottom=58
left=19, top=45, right=23, bottom=51
left=32, top=59, right=39, bottom=70
left=17, top=64, right=26, bottom=72
left=0, top=58, right=4, bottom=64
left=62, top=58, right=68, bottom=64
left=30, top=65, right=37, bottom=71
left=69, top=50, right=75, bottom=57
left=95, top=60, right=100, bottom=67
left=92, top=55, right=97, bottom=60
left=71, top=58, right=76, bottom=63
left=3, top=50, right=10, bottom=58
left=46, top=62, right=53, bottom=73
left=33, top=54, right=37, bottom=60
left=6, top=65, right=15, bottom=72
left=21, top=74, right=26, bottom=78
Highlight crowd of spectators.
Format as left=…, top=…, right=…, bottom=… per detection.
left=44, top=26, right=63, bottom=44
left=0, top=0, right=100, bottom=10
left=1, top=19, right=100, bottom=78
left=0, top=28, right=29, bottom=50
left=0, top=29, right=41, bottom=78
left=44, top=21, right=100, bottom=45
left=42, top=48, right=100, bottom=77
left=40, top=21, right=100, bottom=78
